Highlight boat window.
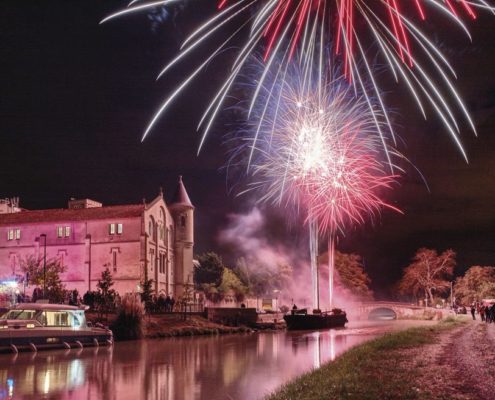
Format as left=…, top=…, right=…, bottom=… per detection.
left=43, top=311, right=71, bottom=327
left=73, top=311, right=86, bottom=328
left=3, top=310, right=36, bottom=320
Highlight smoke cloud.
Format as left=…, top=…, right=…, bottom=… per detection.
left=217, top=207, right=364, bottom=312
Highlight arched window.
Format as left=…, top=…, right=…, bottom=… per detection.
left=149, top=216, right=155, bottom=240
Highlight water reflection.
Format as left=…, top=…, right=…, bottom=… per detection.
left=0, top=323, right=398, bottom=400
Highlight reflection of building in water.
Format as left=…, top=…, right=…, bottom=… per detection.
left=0, top=331, right=375, bottom=400
left=0, top=353, right=88, bottom=398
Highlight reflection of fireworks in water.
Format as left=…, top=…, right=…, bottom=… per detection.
left=230, top=62, right=402, bottom=309
left=102, top=0, right=494, bottom=159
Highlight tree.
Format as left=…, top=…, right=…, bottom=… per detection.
left=398, top=248, right=455, bottom=304
left=140, top=278, right=154, bottom=313
left=194, top=252, right=225, bottom=287
left=21, top=255, right=66, bottom=303
left=234, top=257, right=293, bottom=298
left=178, top=277, right=194, bottom=319
left=319, top=251, right=373, bottom=300
left=334, top=252, right=373, bottom=300
left=218, top=268, right=248, bottom=302
left=454, top=266, right=495, bottom=305
left=96, top=267, right=117, bottom=318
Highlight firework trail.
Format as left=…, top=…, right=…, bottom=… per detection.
left=228, top=59, right=402, bottom=309
left=102, top=0, right=494, bottom=161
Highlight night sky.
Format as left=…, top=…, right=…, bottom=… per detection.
left=1, top=1, right=494, bottom=297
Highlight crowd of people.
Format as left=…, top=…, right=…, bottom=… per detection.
left=469, top=302, right=495, bottom=323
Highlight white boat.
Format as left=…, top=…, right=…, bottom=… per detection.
left=0, top=303, right=113, bottom=353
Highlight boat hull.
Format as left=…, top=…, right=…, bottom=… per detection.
left=0, top=328, right=112, bottom=352
left=284, top=313, right=348, bottom=330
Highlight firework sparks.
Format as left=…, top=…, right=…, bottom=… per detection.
left=228, top=60, right=402, bottom=308
left=233, top=62, right=401, bottom=232
left=102, top=0, right=494, bottom=161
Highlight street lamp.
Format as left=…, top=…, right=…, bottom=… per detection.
left=40, top=234, right=47, bottom=299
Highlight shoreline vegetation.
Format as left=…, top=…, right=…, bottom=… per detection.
left=144, top=314, right=254, bottom=338
left=267, top=317, right=468, bottom=400
left=87, top=312, right=277, bottom=340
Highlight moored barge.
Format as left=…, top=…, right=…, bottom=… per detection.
left=284, top=308, right=348, bottom=330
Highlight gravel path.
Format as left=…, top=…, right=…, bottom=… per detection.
left=412, top=320, right=495, bottom=399
left=448, top=321, right=495, bottom=399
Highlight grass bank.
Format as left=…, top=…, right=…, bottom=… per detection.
left=267, top=317, right=466, bottom=400
left=145, top=314, right=252, bottom=338
left=88, top=312, right=253, bottom=340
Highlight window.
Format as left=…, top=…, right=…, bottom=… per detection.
left=7, top=229, right=20, bottom=241
left=112, top=251, right=117, bottom=272
left=64, top=226, right=71, bottom=237
left=159, top=253, right=166, bottom=274
left=181, top=215, right=186, bottom=227
left=9, top=253, right=18, bottom=274
left=148, top=221, right=153, bottom=237
left=150, top=249, right=155, bottom=271
left=42, top=311, right=71, bottom=327
left=109, top=223, right=116, bottom=235
left=3, top=310, right=36, bottom=320
left=58, top=250, right=67, bottom=267
left=117, top=223, right=123, bottom=235
left=57, top=226, right=63, bottom=238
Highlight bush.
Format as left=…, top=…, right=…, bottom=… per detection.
left=83, top=291, right=98, bottom=309
left=279, top=305, right=289, bottom=314
left=110, top=293, right=144, bottom=341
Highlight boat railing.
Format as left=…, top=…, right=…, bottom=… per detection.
left=291, top=308, right=308, bottom=315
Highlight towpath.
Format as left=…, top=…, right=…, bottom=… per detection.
left=410, top=319, right=495, bottom=399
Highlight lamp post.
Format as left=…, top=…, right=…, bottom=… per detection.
left=40, top=234, right=47, bottom=299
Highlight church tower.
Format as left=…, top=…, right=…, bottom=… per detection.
left=169, top=176, right=194, bottom=298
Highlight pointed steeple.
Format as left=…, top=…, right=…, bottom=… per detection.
left=170, top=175, right=193, bottom=208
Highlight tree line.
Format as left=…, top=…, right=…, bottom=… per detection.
left=194, top=251, right=374, bottom=304
left=13, top=246, right=494, bottom=310
left=397, top=248, right=495, bottom=306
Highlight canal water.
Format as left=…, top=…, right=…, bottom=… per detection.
left=0, top=321, right=431, bottom=400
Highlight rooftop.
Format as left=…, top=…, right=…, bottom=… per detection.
left=0, top=204, right=145, bottom=226
left=170, top=176, right=193, bottom=208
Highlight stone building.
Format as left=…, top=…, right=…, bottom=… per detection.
left=0, top=176, right=194, bottom=297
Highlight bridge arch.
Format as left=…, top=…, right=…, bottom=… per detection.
left=367, top=307, right=397, bottom=321
left=356, top=301, right=433, bottom=320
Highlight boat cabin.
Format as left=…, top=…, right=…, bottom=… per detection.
left=0, top=303, right=88, bottom=329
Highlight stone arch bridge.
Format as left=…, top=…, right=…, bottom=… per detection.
left=355, top=301, right=450, bottom=320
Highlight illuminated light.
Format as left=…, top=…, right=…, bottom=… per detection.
left=7, top=378, right=14, bottom=397
left=26, top=324, right=35, bottom=328
left=43, top=371, right=50, bottom=394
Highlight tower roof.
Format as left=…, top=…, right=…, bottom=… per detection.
left=170, top=176, right=193, bottom=208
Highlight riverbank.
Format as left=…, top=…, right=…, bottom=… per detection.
left=144, top=314, right=253, bottom=338
left=88, top=312, right=255, bottom=338
left=267, top=317, right=481, bottom=400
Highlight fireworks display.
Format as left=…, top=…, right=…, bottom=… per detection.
left=229, top=60, right=402, bottom=308
left=233, top=61, right=401, bottom=235
left=102, top=0, right=494, bottom=160
left=102, top=1, right=493, bottom=309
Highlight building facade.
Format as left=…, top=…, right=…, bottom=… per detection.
left=0, top=176, right=194, bottom=298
